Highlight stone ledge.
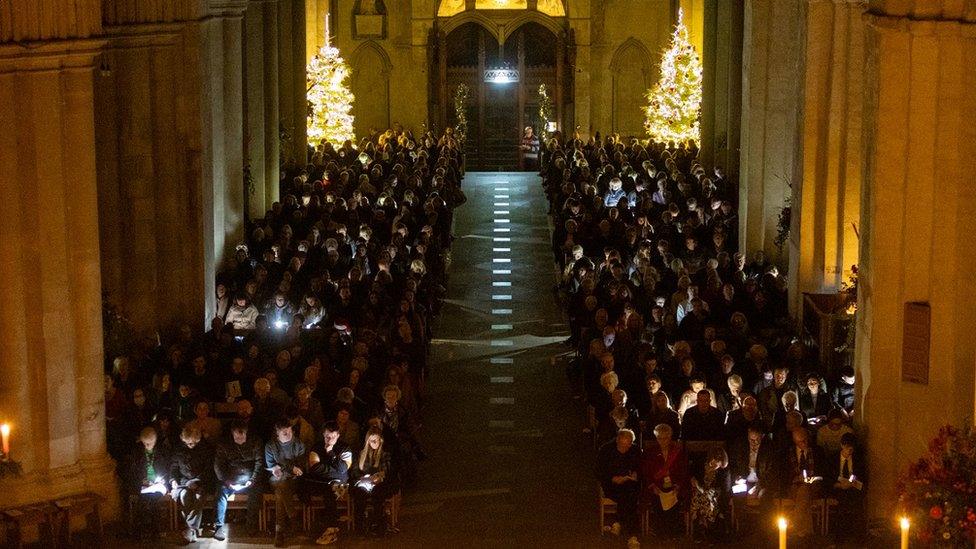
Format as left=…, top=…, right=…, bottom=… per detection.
left=0, top=38, right=104, bottom=73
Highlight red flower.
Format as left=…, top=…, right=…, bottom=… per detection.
left=931, top=506, right=944, bottom=520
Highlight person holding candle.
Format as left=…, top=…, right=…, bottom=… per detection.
left=127, top=426, right=171, bottom=542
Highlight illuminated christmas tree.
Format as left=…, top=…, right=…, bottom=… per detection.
left=307, top=31, right=355, bottom=148
left=644, top=11, right=702, bottom=145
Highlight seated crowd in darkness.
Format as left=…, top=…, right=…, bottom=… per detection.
left=541, top=133, right=862, bottom=547
left=104, top=127, right=465, bottom=547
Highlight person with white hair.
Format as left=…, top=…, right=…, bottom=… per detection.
left=596, top=429, right=641, bottom=547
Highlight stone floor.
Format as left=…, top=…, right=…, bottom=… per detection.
left=100, top=172, right=892, bottom=548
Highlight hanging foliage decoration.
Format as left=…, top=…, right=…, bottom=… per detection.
left=454, top=83, right=470, bottom=143
left=644, top=10, right=703, bottom=145
left=538, top=84, right=554, bottom=134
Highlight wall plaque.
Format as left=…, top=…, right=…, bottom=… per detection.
left=902, top=302, right=930, bottom=384
left=355, top=15, right=384, bottom=38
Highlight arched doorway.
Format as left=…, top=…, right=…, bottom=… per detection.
left=435, top=12, right=567, bottom=170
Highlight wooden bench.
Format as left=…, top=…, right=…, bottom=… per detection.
left=2, top=503, right=59, bottom=548
left=53, top=493, right=103, bottom=545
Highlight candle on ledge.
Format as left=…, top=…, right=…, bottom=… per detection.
left=777, top=516, right=787, bottom=549
left=0, top=423, right=10, bottom=457
left=900, top=516, right=910, bottom=549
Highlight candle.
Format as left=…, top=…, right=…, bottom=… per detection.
left=777, top=516, right=787, bottom=549
left=0, top=423, right=9, bottom=457
left=324, top=12, right=331, bottom=47
left=900, top=517, right=910, bottom=549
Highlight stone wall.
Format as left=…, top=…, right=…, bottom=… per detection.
left=856, top=0, right=976, bottom=517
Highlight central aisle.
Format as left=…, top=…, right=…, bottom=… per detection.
left=394, top=172, right=598, bottom=547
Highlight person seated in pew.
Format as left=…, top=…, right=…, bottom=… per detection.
left=596, top=428, right=641, bottom=548
left=305, top=421, right=354, bottom=545
left=127, top=426, right=171, bottom=542
left=213, top=419, right=263, bottom=541
left=827, top=432, right=867, bottom=542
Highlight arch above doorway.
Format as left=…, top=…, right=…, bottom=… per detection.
left=438, top=7, right=565, bottom=46
left=437, top=0, right=567, bottom=24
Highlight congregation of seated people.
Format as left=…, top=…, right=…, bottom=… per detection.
left=540, top=132, right=864, bottom=547
left=104, top=127, right=465, bottom=547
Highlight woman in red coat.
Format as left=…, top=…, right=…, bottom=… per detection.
left=641, top=423, right=690, bottom=539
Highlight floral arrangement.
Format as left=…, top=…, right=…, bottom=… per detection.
left=898, top=425, right=976, bottom=545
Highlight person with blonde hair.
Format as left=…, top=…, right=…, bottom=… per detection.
left=351, top=427, right=399, bottom=536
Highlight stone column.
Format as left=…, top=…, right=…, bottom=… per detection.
left=223, top=14, right=245, bottom=252
left=701, top=0, right=743, bottom=175
left=245, top=1, right=268, bottom=218
left=278, top=0, right=307, bottom=162
left=790, top=0, right=865, bottom=314
left=290, top=0, right=307, bottom=161
left=569, top=18, right=591, bottom=137
left=857, top=5, right=976, bottom=518
left=738, top=0, right=803, bottom=260
left=0, top=37, right=117, bottom=512
left=264, top=1, right=281, bottom=210
left=278, top=0, right=295, bottom=160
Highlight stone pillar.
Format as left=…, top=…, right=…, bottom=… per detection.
left=790, top=0, right=864, bottom=314
left=278, top=0, right=307, bottom=162
left=290, top=0, right=307, bottom=161
left=701, top=0, right=743, bottom=175
left=264, top=1, right=281, bottom=210
left=738, top=0, right=804, bottom=261
left=569, top=17, right=591, bottom=137
left=278, top=0, right=296, bottom=159
left=245, top=2, right=267, bottom=218
left=0, top=37, right=117, bottom=512
left=244, top=0, right=282, bottom=218
left=223, top=14, right=245, bottom=251
left=856, top=4, right=976, bottom=518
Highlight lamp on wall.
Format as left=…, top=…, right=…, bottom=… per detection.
left=484, top=65, right=520, bottom=84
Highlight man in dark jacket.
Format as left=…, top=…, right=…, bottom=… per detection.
left=728, top=423, right=776, bottom=497
left=169, top=425, right=215, bottom=543
left=826, top=432, right=867, bottom=541
left=596, top=429, right=641, bottom=544
left=305, top=421, right=353, bottom=545
left=127, top=426, right=170, bottom=541
left=681, top=390, right=725, bottom=441
left=213, top=420, right=263, bottom=541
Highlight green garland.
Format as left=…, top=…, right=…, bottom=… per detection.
left=538, top=84, right=554, bottom=134
left=453, top=84, right=470, bottom=143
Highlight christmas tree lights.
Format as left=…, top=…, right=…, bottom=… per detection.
left=644, top=10, right=702, bottom=145
left=307, top=34, right=355, bottom=148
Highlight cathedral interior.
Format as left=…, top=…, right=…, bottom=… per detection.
left=0, top=0, right=975, bottom=547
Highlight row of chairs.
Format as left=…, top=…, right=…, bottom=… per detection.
left=139, top=488, right=401, bottom=534
left=600, top=487, right=843, bottom=538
